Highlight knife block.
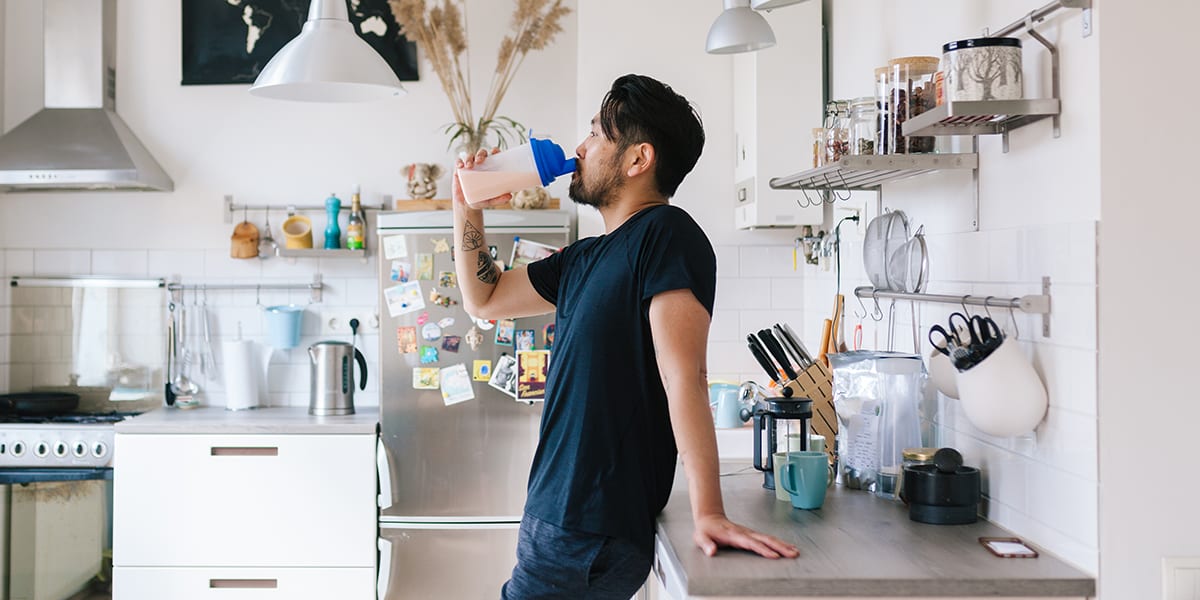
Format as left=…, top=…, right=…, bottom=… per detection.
left=783, top=362, right=836, bottom=459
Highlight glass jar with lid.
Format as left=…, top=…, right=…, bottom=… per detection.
left=811, top=128, right=826, bottom=168
left=898, top=447, right=938, bottom=502
left=848, top=97, right=877, bottom=156
left=885, top=56, right=939, bottom=154
left=824, top=100, right=850, bottom=165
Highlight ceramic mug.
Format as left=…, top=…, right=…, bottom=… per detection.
left=282, top=215, right=313, bottom=249
left=780, top=451, right=829, bottom=510
left=772, top=451, right=791, bottom=502
left=955, top=337, right=1047, bottom=437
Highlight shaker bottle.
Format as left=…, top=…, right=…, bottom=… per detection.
left=458, top=136, right=576, bottom=207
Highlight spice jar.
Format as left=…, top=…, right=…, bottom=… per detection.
left=848, top=97, right=877, bottom=156
left=811, top=128, right=826, bottom=168
left=824, top=100, right=850, bottom=165
left=886, top=56, right=939, bottom=154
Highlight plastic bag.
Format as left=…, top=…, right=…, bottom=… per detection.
left=830, top=351, right=926, bottom=495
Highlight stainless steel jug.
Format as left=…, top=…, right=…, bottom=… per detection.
left=308, top=341, right=367, bottom=416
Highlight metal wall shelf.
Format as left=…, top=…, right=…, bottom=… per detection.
left=277, top=248, right=366, bottom=260
left=768, top=154, right=978, bottom=192
left=902, top=99, right=1061, bottom=139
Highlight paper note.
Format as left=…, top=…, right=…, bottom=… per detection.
left=383, top=235, right=408, bottom=260
left=440, top=363, right=475, bottom=406
left=384, top=282, right=425, bottom=318
left=416, top=253, right=434, bottom=280
left=397, top=327, right=417, bottom=354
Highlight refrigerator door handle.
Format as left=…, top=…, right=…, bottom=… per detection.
left=377, top=436, right=394, bottom=510
left=377, top=536, right=393, bottom=600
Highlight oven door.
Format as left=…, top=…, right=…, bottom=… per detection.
left=2, top=471, right=112, bottom=599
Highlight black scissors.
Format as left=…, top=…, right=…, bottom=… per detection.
left=928, top=324, right=960, bottom=356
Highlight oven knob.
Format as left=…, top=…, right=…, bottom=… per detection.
left=34, top=442, right=49, bottom=458
left=73, top=442, right=88, bottom=458
left=53, top=441, right=69, bottom=458
left=10, top=442, right=23, bottom=457
left=92, top=442, right=108, bottom=459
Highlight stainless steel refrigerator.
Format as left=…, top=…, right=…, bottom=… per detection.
left=374, top=209, right=574, bottom=599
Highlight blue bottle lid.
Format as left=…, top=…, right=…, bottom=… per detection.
left=529, top=137, right=577, bottom=186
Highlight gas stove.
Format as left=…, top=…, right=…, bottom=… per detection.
left=0, top=412, right=139, bottom=468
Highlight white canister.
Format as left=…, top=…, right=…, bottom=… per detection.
left=942, top=38, right=1023, bottom=102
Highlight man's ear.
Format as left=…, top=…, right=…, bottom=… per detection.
left=626, top=143, right=655, bottom=178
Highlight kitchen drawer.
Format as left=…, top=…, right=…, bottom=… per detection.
left=114, top=434, right=375, bottom=568
left=113, top=566, right=374, bottom=600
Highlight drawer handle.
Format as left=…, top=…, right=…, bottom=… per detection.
left=210, top=447, right=279, bottom=456
left=209, top=578, right=278, bottom=589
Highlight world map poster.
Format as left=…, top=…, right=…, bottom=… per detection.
left=182, top=0, right=418, bottom=85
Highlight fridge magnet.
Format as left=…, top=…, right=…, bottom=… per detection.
left=442, top=335, right=461, bottom=353
left=421, top=322, right=442, bottom=341
left=419, top=345, right=439, bottom=364
left=543, top=322, right=555, bottom=349
left=516, top=350, right=551, bottom=402
left=438, top=271, right=458, bottom=288
left=384, top=281, right=425, bottom=318
left=431, top=237, right=451, bottom=254
left=413, top=367, right=440, bottom=389
left=437, top=317, right=456, bottom=329
left=471, top=316, right=495, bottom=331
left=416, top=253, right=434, bottom=280
left=489, top=245, right=499, bottom=260
left=416, top=311, right=430, bottom=326
left=515, top=329, right=536, bottom=352
left=488, top=354, right=518, bottom=398
left=510, top=237, right=559, bottom=268
left=494, top=319, right=515, bottom=345
left=382, top=235, right=408, bottom=260
left=439, top=363, right=475, bottom=406
left=428, top=288, right=459, bottom=307
left=472, top=360, right=492, bottom=381
left=390, top=260, right=411, bottom=282
left=464, top=326, right=483, bottom=351
left=397, top=326, right=418, bottom=354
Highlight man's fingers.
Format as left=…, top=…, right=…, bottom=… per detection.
left=753, top=532, right=799, bottom=558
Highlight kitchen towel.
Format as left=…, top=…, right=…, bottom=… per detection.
left=222, top=340, right=270, bottom=410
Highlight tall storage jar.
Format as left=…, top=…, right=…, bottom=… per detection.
left=849, top=97, right=877, bottom=156
left=886, top=56, right=939, bottom=154
left=824, top=100, right=850, bottom=165
left=942, top=37, right=1023, bottom=102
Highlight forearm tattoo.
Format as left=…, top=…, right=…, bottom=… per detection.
left=462, top=220, right=484, bottom=252
left=476, top=251, right=500, bottom=285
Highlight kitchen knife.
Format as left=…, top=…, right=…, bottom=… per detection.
left=773, top=323, right=809, bottom=369
left=781, top=322, right=815, bottom=366
left=746, top=336, right=793, bottom=397
left=758, top=329, right=798, bottom=381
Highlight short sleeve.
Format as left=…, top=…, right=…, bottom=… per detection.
left=526, top=244, right=568, bottom=305
left=639, top=209, right=717, bottom=315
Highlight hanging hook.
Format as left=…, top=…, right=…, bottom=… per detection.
left=1008, top=302, right=1020, bottom=340
left=799, top=187, right=815, bottom=209
left=854, top=293, right=869, bottom=320
left=836, top=170, right=854, bottom=197
left=961, top=294, right=972, bottom=316
left=255, top=284, right=262, bottom=307
left=983, top=296, right=995, bottom=321
left=870, top=289, right=884, bottom=322
left=821, top=173, right=851, bottom=202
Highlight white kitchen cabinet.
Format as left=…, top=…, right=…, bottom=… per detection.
left=112, top=408, right=378, bottom=600
left=732, top=0, right=824, bottom=230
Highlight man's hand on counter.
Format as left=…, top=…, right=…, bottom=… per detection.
left=692, top=514, right=800, bottom=559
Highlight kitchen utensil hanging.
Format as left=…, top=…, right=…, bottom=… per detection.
left=863, top=210, right=910, bottom=290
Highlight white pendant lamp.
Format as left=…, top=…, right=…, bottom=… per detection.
left=249, top=0, right=405, bottom=102
left=750, top=0, right=809, bottom=9
left=705, top=0, right=776, bottom=55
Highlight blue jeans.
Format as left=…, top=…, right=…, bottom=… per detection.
left=501, top=515, right=653, bottom=600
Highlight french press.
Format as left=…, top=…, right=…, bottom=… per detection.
left=751, top=397, right=814, bottom=491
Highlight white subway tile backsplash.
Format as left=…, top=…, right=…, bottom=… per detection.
left=34, top=250, right=91, bottom=276
left=203, top=249, right=263, bottom=279
left=987, top=229, right=1022, bottom=283
left=714, top=278, right=772, bottom=310
left=709, top=310, right=741, bottom=343
left=1029, top=407, right=1097, bottom=481
left=1026, top=462, right=1098, bottom=550
left=92, top=250, right=149, bottom=277
left=770, top=278, right=804, bottom=310
left=714, top=245, right=739, bottom=278
left=148, top=250, right=206, bottom=280
left=6, top=249, right=34, bottom=275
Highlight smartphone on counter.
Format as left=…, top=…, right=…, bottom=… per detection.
left=979, top=537, right=1039, bottom=558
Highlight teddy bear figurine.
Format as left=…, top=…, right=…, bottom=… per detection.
left=511, top=186, right=550, bottom=210
left=402, top=163, right=444, bottom=200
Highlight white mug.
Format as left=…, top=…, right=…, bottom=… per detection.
left=955, top=337, right=1047, bottom=437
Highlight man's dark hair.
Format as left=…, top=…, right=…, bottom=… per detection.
left=598, top=74, right=705, bottom=198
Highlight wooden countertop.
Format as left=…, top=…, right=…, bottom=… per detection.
left=114, top=406, right=379, bottom=435
left=654, top=464, right=1095, bottom=598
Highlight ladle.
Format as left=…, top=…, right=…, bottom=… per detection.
left=259, top=211, right=279, bottom=259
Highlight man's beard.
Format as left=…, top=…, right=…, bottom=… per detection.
left=568, top=160, right=623, bottom=208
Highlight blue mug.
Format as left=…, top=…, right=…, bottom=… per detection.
left=780, top=451, right=829, bottom=510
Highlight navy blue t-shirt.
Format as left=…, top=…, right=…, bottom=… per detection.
left=524, top=204, right=716, bottom=549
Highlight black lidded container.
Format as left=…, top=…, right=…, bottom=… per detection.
left=904, top=447, right=981, bottom=525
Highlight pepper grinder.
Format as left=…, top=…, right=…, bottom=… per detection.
left=324, top=193, right=342, bottom=249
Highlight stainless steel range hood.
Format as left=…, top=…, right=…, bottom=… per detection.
left=0, top=0, right=173, bottom=191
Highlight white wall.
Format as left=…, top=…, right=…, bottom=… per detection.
left=0, top=0, right=578, bottom=406
left=1097, top=0, right=1200, bottom=597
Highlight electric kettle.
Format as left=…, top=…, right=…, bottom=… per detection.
left=307, top=341, right=367, bottom=416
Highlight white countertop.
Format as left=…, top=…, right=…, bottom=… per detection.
left=115, top=406, right=379, bottom=435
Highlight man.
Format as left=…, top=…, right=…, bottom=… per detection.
left=452, top=74, right=799, bottom=600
